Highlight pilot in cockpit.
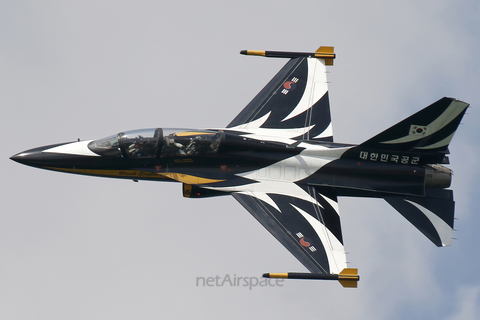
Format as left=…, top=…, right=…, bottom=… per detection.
left=164, top=133, right=186, bottom=156
left=128, top=136, right=145, bottom=157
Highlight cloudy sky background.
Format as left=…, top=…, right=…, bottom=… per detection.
left=1, top=1, right=479, bottom=319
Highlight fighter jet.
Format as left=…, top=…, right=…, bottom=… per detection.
left=11, top=46, right=469, bottom=288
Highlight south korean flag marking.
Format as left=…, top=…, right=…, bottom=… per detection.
left=296, top=232, right=318, bottom=252
left=410, top=125, right=430, bottom=136
left=281, top=77, right=299, bottom=95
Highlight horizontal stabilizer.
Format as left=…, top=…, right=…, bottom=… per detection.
left=384, top=189, right=455, bottom=246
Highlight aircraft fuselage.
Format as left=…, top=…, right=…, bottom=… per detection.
left=11, top=128, right=450, bottom=200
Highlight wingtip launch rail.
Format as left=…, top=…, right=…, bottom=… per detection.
left=240, top=46, right=335, bottom=65
left=263, top=268, right=359, bottom=288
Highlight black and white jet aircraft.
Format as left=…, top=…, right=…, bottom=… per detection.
left=11, top=46, right=469, bottom=288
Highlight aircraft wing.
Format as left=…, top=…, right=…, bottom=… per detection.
left=227, top=48, right=334, bottom=142
left=232, top=185, right=347, bottom=274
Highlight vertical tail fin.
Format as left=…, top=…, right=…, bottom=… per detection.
left=345, top=97, right=469, bottom=165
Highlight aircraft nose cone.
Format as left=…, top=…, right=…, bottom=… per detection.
left=10, top=143, right=71, bottom=168
left=9, top=153, right=29, bottom=164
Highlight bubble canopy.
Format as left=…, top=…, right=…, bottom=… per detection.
left=88, top=128, right=222, bottom=158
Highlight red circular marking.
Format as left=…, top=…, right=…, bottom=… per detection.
left=357, top=162, right=361, bottom=166
left=284, top=81, right=293, bottom=89
left=299, top=238, right=310, bottom=247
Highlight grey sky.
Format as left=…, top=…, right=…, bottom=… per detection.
left=1, top=1, right=479, bottom=319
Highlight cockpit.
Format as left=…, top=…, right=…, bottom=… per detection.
left=88, top=128, right=222, bottom=159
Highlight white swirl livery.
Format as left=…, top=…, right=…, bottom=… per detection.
left=11, top=46, right=469, bottom=288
